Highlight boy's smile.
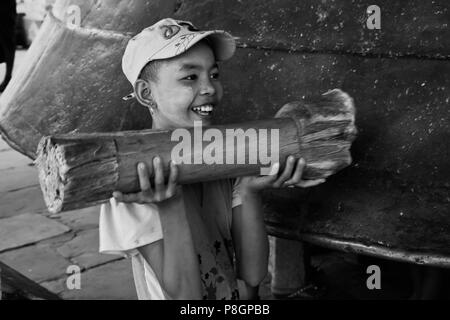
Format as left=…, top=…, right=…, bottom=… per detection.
left=148, top=41, right=223, bottom=129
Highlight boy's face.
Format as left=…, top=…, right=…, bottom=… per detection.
left=148, top=41, right=223, bottom=129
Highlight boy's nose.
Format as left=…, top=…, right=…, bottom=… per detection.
left=200, top=79, right=216, bottom=96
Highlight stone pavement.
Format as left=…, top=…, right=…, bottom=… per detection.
left=0, top=135, right=137, bottom=299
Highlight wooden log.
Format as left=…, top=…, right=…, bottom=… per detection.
left=36, top=89, right=356, bottom=214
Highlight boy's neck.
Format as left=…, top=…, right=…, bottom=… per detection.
left=152, top=123, right=174, bottom=130
left=151, top=120, right=167, bottom=130
left=152, top=120, right=189, bottom=130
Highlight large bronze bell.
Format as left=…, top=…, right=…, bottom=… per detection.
left=0, top=0, right=449, bottom=266
left=0, top=0, right=156, bottom=159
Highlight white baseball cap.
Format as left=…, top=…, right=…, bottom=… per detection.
left=122, top=18, right=236, bottom=100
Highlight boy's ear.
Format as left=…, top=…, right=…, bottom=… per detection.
left=134, top=79, right=155, bottom=107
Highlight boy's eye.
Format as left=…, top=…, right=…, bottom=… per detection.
left=211, top=72, right=220, bottom=80
left=182, top=74, right=197, bottom=81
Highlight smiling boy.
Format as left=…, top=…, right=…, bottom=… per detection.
left=99, top=18, right=323, bottom=300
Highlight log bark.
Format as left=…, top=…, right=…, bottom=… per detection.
left=36, top=89, right=356, bottom=213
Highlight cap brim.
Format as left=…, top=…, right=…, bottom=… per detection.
left=153, top=30, right=236, bottom=63
left=197, top=31, right=236, bottom=61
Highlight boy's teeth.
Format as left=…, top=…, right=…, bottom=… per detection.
left=193, top=104, right=213, bottom=112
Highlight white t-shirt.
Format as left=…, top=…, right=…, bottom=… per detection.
left=99, top=178, right=243, bottom=300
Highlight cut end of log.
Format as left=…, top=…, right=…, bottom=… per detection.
left=36, top=135, right=120, bottom=214
left=35, top=137, right=66, bottom=214
left=320, top=88, right=357, bottom=140
left=275, top=89, right=357, bottom=179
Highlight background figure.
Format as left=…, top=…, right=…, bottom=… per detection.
left=269, top=237, right=307, bottom=297
left=270, top=237, right=326, bottom=299
left=0, top=0, right=17, bottom=92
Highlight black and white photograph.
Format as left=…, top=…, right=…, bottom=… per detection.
left=0, top=0, right=449, bottom=308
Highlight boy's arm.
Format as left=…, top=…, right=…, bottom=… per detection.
left=138, top=192, right=202, bottom=300
left=231, top=157, right=326, bottom=299
left=115, top=158, right=202, bottom=300
left=231, top=191, right=269, bottom=297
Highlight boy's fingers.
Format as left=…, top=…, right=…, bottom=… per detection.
left=169, top=161, right=179, bottom=184
left=137, top=162, right=152, bottom=194
left=114, top=191, right=140, bottom=203
left=112, top=191, right=122, bottom=201
left=283, top=158, right=305, bottom=186
left=137, top=192, right=153, bottom=204
left=263, top=162, right=280, bottom=183
left=166, top=161, right=179, bottom=198
left=273, top=156, right=295, bottom=187
left=268, top=162, right=280, bottom=177
left=153, top=156, right=165, bottom=198
left=248, top=162, right=279, bottom=190
left=295, top=179, right=326, bottom=188
left=292, top=158, right=306, bottom=182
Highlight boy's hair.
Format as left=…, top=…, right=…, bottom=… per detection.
left=138, top=60, right=163, bottom=83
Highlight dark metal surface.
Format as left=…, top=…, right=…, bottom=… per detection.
left=263, top=168, right=450, bottom=267
left=0, top=0, right=448, bottom=264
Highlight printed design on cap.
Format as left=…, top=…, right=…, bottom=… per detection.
left=174, top=34, right=198, bottom=55
left=173, top=30, right=207, bottom=55
left=160, top=24, right=181, bottom=39
left=178, top=21, right=200, bottom=32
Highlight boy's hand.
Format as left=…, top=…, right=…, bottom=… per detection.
left=112, top=156, right=181, bottom=204
left=241, top=156, right=325, bottom=193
